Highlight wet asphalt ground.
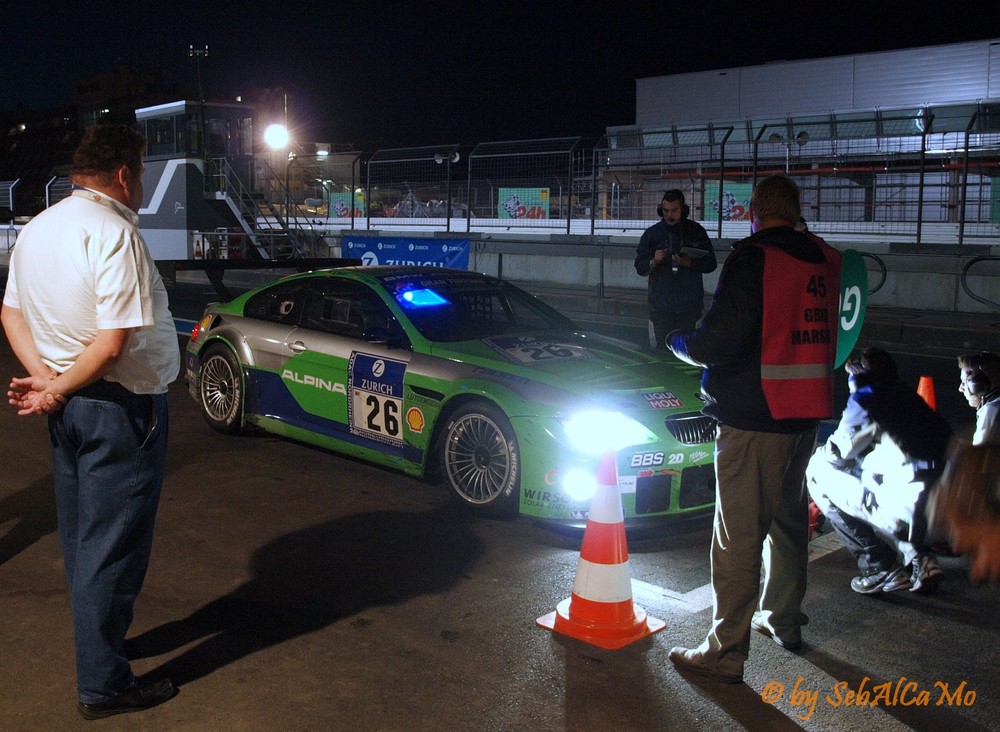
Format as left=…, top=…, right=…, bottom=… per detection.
left=2, top=272, right=1000, bottom=731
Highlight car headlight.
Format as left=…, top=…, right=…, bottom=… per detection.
left=561, top=410, right=658, bottom=455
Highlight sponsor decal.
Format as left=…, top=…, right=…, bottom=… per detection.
left=629, top=450, right=687, bottom=468
left=282, top=369, right=347, bottom=395
left=348, top=352, right=408, bottom=447
left=483, top=336, right=591, bottom=366
left=689, top=449, right=711, bottom=463
left=406, top=407, right=425, bottom=433
left=642, top=391, right=684, bottom=409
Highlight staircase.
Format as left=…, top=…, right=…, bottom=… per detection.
left=208, top=157, right=320, bottom=259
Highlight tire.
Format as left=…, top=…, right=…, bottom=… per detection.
left=439, top=401, right=520, bottom=516
left=198, top=344, right=244, bottom=434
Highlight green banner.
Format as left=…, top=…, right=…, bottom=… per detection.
left=991, top=177, right=1000, bottom=224
left=329, top=191, right=365, bottom=218
left=836, top=249, right=868, bottom=367
left=705, top=183, right=751, bottom=221
left=499, top=188, right=549, bottom=219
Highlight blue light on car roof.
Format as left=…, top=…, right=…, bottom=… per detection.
left=399, top=288, right=450, bottom=308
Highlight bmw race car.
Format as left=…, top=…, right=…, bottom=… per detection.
left=184, top=266, right=716, bottom=525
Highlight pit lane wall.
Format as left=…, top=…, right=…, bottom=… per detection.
left=2, top=223, right=999, bottom=317
left=309, top=228, right=1000, bottom=316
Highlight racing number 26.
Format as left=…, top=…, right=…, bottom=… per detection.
left=366, top=394, right=400, bottom=436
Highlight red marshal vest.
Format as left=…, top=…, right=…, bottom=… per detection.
left=757, top=239, right=841, bottom=419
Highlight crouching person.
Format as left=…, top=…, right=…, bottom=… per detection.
left=807, top=348, right=953, bottom=594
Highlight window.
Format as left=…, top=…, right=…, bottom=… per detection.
left=244, top=281, right=307, bottom=325
left=303, top=279, right=409, bottom=346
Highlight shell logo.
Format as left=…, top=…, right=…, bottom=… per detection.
left=406, top=407, right=425, bottom=433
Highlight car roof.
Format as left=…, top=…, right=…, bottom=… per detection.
left=299, top=266, right=505, bottom=288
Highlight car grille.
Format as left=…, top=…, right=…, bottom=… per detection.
left=664, top=412, right=717, bottom=445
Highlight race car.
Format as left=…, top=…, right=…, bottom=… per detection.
left=184, top=266, right=716, bottom=525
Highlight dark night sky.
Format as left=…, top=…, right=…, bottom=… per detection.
left=2, top=1, right=997, bottom=150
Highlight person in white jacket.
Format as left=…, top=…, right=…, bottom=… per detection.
left=807, top=348, right=953, bottom=595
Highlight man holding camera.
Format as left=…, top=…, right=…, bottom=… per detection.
left=634, top=189, right=716, bottom=349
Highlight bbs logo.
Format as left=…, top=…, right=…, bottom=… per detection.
left=630, top=452, right=664, bottom=468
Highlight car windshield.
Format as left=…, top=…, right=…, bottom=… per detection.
left=381, top=274, right=578, bottom=342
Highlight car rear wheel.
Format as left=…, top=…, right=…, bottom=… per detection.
left=440, top=401, right=519, bottom=516
left=199, top=344, right=244, bottom=434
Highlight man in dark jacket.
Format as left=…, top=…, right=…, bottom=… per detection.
left=666, top=175, right=841, bottom=684
left=634, top=189, right=716, bottom=349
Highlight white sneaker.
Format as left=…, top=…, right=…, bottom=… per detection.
left=910, top=553, right=944, bottom=593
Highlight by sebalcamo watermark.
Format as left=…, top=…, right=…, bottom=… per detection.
left=761, top=676, right=977, bottom=721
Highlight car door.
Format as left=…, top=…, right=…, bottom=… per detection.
left=283, top=278, right=417, bottom=463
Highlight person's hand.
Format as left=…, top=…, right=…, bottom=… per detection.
left=651, top=249, right=668, bottom=267
left=8, top=375, right=66, bottom=416
left=672, top=253, right=693, bottom=268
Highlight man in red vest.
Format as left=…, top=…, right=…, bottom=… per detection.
left=666, top=175, right=841, bottom=684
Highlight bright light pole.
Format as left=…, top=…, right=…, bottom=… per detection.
left=264, top=123, right=290, bottom=151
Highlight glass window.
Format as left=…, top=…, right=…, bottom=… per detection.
left=244, top=280, right=307, bottom=325
left=392, top=275, right=576, bottom=342
left=302, top=279, right=409, bottom=346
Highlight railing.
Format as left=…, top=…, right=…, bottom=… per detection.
left=209, top=157, right=307, bottom=259
left=961, top=256, right=1000, bottom=309
left=274, top=110, right=1000, bottom=245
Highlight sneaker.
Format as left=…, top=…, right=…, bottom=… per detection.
left=750, top=618, right=802, bottom=651
left=850, top=563, right=913, bottom=594
left=668, top=646, right=743, bottom=684
left=910, top=553, right=944, bottom=594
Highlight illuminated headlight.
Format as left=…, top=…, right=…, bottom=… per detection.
left=561, top=410, right=657, bottom=455
left=561, top=468, right=597, bottom=502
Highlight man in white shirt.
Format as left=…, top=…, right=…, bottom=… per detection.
left=2, top=125, right=179, bottom=720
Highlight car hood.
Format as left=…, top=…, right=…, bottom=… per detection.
left=428, top=330, right=704, bottom=406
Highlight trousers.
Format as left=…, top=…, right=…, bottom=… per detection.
left=48, top=381, right=168, bottom=703
left=806, top=445, right=938, bottom=570
left=695, top=424, right=816, bottom=676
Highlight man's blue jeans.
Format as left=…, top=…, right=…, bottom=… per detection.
left=48, top=382, right=168, bottom=703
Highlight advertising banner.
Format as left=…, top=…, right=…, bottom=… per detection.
left=705, top=183, right=752, bottom=220
left=499, top=188, right=550, bottom=219
left=343, top=236, right=470, bottom=269
left=329, top=191, right=365, bottom=218
left=992, top=177, right=1000, bottom=224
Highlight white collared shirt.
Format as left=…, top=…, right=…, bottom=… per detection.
left=3, top=188, right=180, bottom=393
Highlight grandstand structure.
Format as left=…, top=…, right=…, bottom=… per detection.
left=2, top=39, right=999, bottom=313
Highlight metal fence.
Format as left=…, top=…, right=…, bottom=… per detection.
left=268, top=105, right=998, bottom=244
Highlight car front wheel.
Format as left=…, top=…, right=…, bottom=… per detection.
left=440, top=401, right=519, bottom=516
left=198, top=344, right=244, bottom=434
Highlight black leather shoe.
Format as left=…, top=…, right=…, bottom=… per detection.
left=78, top=678, right=176, bottom=720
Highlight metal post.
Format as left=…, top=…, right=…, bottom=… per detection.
left=958, top=113, right=976, bottom=246
left=446, top=154, right=452, bottom=233
left=365, top=156, right=372, bottom=232
left=916, top=115, right=930, bottom=245
left=590, top=147, right=598, bottom=235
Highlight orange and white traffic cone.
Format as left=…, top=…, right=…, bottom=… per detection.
left=536, top=450, right=666, bottom=650
left=917, top=375, right=937, bottom=410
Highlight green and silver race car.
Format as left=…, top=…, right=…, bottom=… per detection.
left=184, top=266, right=715, bottom=525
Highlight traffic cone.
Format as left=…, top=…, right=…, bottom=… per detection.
left=536, top=451, right=666, bottom=650
left=917, top=375, right=937, bottom=410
